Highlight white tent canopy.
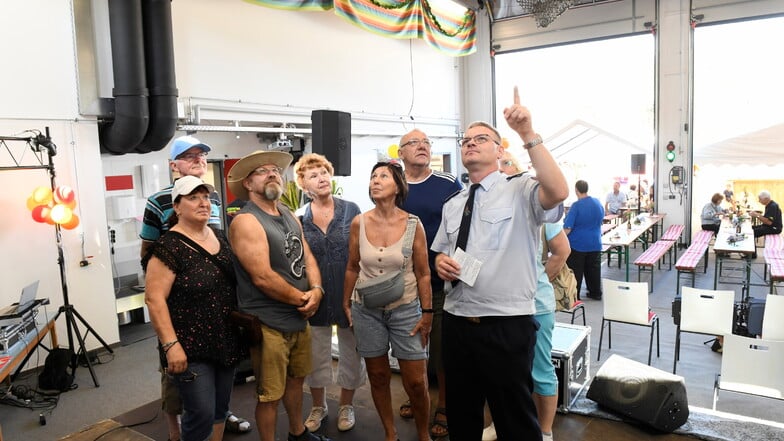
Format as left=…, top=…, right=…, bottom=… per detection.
left=694, top=123, right=784, bottom=166
left=547, top=119, right=649, bottom=162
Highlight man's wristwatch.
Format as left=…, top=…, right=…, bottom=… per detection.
left=524, top=134, right=543, bottom=150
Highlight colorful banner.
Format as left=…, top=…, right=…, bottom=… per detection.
left=245, top=0, right=476, bottom=56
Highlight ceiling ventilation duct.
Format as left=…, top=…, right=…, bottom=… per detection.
left=99, top=0, right=177, bottom=155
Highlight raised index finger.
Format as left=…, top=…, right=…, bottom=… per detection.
left=513, top=86, right=520, bottom=105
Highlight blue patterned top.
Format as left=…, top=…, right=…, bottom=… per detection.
left=300, top=197, right=361, bottom=327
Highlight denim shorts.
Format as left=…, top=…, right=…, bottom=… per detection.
left=532, top=312, right=558, bottom=396
left=351, top=299, right=428, bottom=360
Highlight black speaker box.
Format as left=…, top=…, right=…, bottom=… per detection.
left=631, top=154, right=646, bottom=174
left=587, top=355, right=689, bottom=432
left=311, top=110, right=351, bottom=176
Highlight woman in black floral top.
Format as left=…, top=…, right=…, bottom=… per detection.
left=144, top=176, right=245, bottom=441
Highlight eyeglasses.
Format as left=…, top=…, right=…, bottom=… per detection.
left=401, top=138, right=431, bottom=148
left=176, top=151, right=208, bottom=161
left=252, top=166, right=284, bottom=177
left=458, top=134, right=500, bottom=148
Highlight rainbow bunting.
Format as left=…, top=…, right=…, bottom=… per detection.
left=245, top=0, right=476, bottom=56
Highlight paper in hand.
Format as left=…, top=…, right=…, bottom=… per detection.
left=453, top=248, right=482, bottom=287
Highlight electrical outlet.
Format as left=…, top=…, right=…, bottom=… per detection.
left=668, top=195, right=676, bottom=200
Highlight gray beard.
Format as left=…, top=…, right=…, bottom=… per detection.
left=263, top=183, right=283, bottom=201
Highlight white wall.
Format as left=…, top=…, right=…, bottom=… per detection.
left=0, top=0, right=119, bottom=356
left=1, top=0, right=465, bottom=360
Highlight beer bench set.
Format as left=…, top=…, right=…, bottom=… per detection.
left=763, top=233, right=784, bottom=293
left=634, top=224, right=685, bottom=292
left=674, top=229, right=715, bottom=294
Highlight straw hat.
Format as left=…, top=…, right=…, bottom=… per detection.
left=227, top=150, right=293, bottom=200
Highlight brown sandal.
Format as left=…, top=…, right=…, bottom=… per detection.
left=429, top=407, right=448, bottom=438
left=399, top=400, right=414, bottom=419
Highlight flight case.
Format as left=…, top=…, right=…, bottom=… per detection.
left=551, top=322, right=590, bottom=412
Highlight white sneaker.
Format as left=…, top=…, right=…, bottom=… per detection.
left=337, top=404, right=355, bottom=431
left=304, top=406, right=328, bottom=432
left=481, top=422, right=497, bottom=441
left=542, top=432, right=554, bottom=441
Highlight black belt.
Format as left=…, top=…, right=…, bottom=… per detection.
left=456, top=315, right=519, bottom=324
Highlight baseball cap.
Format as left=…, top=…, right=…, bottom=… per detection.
left=170, top=136, right=211, bottom=161
left=172, top=175, right=214, bottom=201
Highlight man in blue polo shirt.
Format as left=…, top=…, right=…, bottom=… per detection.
left=398, top=129, right=462, bottom=438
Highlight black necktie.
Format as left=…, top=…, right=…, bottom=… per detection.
left=452, top=184, right=480, bottom=287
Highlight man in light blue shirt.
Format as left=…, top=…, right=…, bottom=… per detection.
left=431, top=87, right=568, bottom=441
left=605, top=181, right=627, bottom=215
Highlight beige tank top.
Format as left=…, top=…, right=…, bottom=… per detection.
left=354, top=213, right=419, bottom=309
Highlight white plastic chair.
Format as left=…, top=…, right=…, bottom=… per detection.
left=713, top=334, right=784, bottom=412
left=762, top=294, right=784, bottom=340
left=597, top=278, right=660, bottom=365
left=673, top=287, right=735, bottom=374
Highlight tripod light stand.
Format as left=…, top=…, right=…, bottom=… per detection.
left=2, top=129, right=113, bottom=387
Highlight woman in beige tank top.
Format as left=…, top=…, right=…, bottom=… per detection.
left=343, top=161, right=434, bottom=441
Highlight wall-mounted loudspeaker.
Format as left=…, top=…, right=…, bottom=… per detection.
left=587, top=355, right=689, bottom=433
left=311, top=110, right=351, bottom=176
left=631, top=154, right=646, bottom=175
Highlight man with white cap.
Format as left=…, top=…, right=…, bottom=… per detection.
left=228, top=150, right=330, bottom=441
left=140, top=135, right=251, bottom=439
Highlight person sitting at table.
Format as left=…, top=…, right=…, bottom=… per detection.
left=750, top=190, right=782, bottom=259
left=627, top=184, right=639, bottom=209
left=700, top=193, right=727, bottom=235
left=723, top=183, right=734, bottom=206
left=605, top=181, right=627, bottom=215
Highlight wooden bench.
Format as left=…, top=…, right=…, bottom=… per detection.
left=661, top=224, right=685, bottom=241
left=660, top=224, right=685, bottom=260
left=601, top=223, right=623, bottom=267
left=769, top=259, right=784, bottom=294
left=602, top=242, right=623, bottom=268
left=634, top=240, right=675, bottom=292
left=765, top=234, right=783, bottom=251
left=673, top=230, right=714, bottom=294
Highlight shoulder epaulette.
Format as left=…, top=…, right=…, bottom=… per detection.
left=506, top=172, right=527, bottom=181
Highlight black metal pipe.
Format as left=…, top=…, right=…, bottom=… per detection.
left=99, top=0, right=149, bottom=154
left=136, top=0, right=178, bottom=153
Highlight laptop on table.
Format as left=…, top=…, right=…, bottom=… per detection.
left=0, top=280, right=40, bottom=318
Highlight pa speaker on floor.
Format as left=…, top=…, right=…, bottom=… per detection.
left=311, top=110, right=351, bottom=176
left=587, top=354, right=689, bottom=432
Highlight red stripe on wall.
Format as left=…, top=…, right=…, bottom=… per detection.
left=105, top=175, right=134, bottom=191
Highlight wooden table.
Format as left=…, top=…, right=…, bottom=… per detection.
left=0, top=318, right=58, bottom=384
left=713, top=218, right=755, bottom=298
left=601, top=213, right=665, bottom=281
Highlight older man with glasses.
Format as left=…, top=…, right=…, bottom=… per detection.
left=140, top=135, right=252, bottom=440
left=432, top=87, right=568, bottom=441
left=396, top=129, right=462, bottom=439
